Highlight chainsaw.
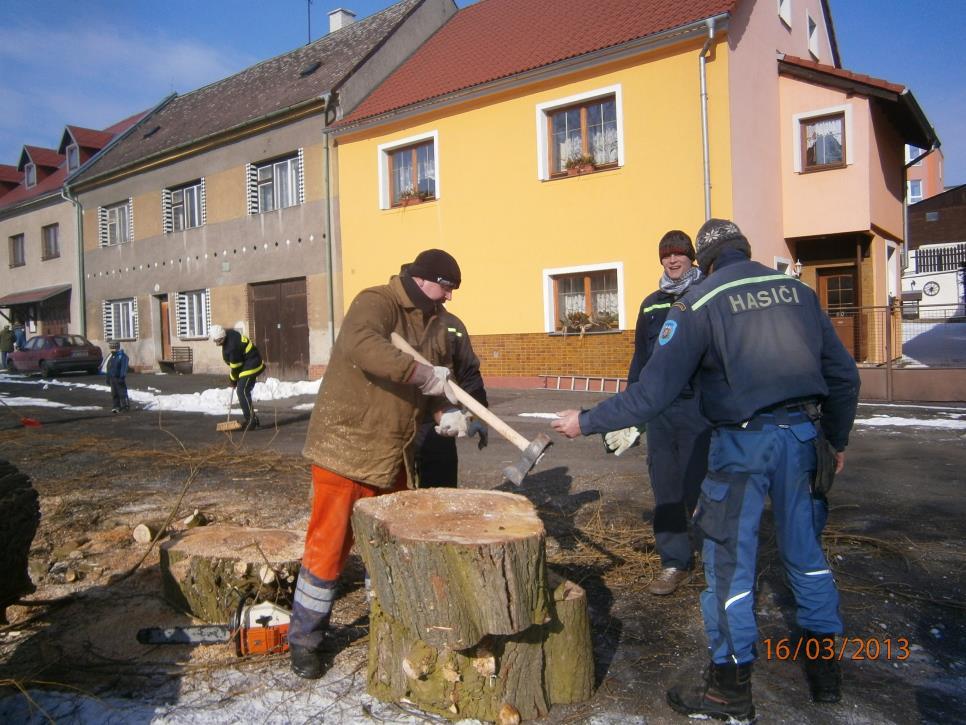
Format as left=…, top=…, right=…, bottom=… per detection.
left=137, top=593, right=290, bottom=656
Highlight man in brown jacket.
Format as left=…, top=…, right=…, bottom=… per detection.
left=289, top=249, right=469, bottom=679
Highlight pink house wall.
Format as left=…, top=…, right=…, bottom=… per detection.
left=727, top=0, right=836, bottom=263
left=779, top=77, right=872, bottom=238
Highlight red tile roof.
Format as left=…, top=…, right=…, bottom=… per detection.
left=21, top=146, right=63, bottom=170
left=342, top=0, right=735, bottom=125
left=780, top=54, right=905, bottom=95
left=0, top=165, right=21, bottom=184
left=1, top=113, right=145, bottom=211
left=64, top=126, right=115, bottom=150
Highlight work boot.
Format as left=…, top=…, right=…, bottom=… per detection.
left=802, top=631, right=842, bottom=703
left=248, top=415, right=260, bottom=430
left=290, top=644, right=325, bottom=679
left=648, top=567, right=691, bottom=596
left=667, top=661, right=756, bottom=723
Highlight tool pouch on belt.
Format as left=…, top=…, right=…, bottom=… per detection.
left=813, top=426, right=838, bottom=496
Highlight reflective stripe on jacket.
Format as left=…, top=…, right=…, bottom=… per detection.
left=221, top=329, right=264, bottom=382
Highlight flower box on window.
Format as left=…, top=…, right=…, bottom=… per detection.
left=397, top=189, right=433, bottom=207
left=565, top=154, right=597, bottom=176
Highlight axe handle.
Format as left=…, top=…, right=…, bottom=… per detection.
left=390, top=332, right=530, bottom=451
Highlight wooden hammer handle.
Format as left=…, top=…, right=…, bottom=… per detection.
left=390, top=332, right=530, bottom=451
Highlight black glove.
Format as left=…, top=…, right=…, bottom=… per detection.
left=813, top=429, right=838, bottom=496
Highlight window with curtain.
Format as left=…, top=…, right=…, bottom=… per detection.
left=552, top=268, right=619, bottom=332
left=104, top=298, right=138, bottom=340
left=801, top=113, right=845, bottom=171
left=165, top=180, right=204, bottom=231
left=9, top=234, right=25, bottom=268
left=548, top=95, right=618, bottom=175
left=389, top=140, right=436, bottom=206
left=177, top=289, right=209, bottom=338
left=42, top=224, right=59, bottom=260
left=250, top=152, right=303, bottom=213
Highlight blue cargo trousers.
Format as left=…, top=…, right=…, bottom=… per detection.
left=695, top=416, right=843, bottom=665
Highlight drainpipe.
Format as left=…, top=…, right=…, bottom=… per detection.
left=321, top=92, right=337, bottom=358
left=698, top=18, right=717, bottom=220
left=61, top=186, right=87, bottom=337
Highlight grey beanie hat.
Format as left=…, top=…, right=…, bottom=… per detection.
left=694, top=218, right=751, bottom=272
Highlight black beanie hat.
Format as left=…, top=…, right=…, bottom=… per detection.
left=658, top=230, right=695, bottom=262
left=695, top=218, right=751, bottom=273
left=405, top=249, right=461, bottom=289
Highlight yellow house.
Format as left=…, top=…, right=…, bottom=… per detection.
left=331, top=0, right=936, bottom=386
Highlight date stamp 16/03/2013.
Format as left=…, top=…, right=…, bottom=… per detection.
left=762, top=637, right=911, bottom=662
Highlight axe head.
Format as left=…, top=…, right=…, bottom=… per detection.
left=502, top=433, right=553, bottom=486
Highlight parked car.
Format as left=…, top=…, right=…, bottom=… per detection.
left=7, top=334, right=103, bottom=378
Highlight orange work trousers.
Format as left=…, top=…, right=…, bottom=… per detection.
left=300, top=464, right=407, bottom=582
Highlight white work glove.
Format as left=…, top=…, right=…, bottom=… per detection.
left=409, top=363, right=458, bottom=404
left=603, top=426, right=643, bottom=456
left=435, top=408, right=471, bottom=437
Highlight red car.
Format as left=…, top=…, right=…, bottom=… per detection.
left=7, top=334, right=104, bottom=378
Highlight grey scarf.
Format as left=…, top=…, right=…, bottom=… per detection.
left=659, top=266, right=703, bottom=297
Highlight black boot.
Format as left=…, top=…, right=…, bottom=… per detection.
left=247, top=415, right=260, bottom=430
left=667, top=661, right=755, bottom=723
left=290, top=644, right=325, bottom=679
left=802, top=631, right=842, bottom=703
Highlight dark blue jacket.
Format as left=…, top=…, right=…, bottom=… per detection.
left=628, top=287, right=698, bottom=400
left=106, top=349, right=129, bottom=379
left=581, top=249, right=860, bottom=450
left=221, top=329, right=264, bottom=382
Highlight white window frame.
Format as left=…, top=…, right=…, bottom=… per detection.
left=806, top=10, right=819, bottom=58
left=542, top=262, right=625, bottom=333
left=164, top=179, right=206, bottom=233
left=906, top=145, right=924, bottom=166
left=535, top=85, right=624, bottom=180
left=792, top=104, right=853, bottom=172
left=176, top=289, right=210, bottom=339
left=41, top=223, right=59, bottom=260
left=377, top=131, right=440, bottom=210
left=99, top=199, right=133, bottom=246
left=66, top=143, right=80, bottom=172
left=778, top=0, right=792, bottom=28
left=907, top=179, right=923, bottom=205
left=103, top=297, right=139, bottom=341
left=248, top=151, right=304, bottom=214
left=24, top=162, right=36, bottom=188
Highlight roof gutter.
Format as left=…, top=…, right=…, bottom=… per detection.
left=333, top=13, right=732, bottom=136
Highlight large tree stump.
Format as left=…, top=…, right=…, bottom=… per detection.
left=352, top=489, right=550, bottom=650
left=0, top=459, right=40, bottom=623
left=367, top=576, right=594, bottom=721
left=159, top=525, right=302, bottom=623
left=354, top=489, right=594, bottom=721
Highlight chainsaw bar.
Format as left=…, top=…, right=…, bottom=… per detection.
left=137, top=625, right=232, bottom=645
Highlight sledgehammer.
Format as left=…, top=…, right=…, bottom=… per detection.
left=391, top=332, right=552, bottom=485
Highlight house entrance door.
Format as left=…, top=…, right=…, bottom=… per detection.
left=817, top=268, right=858, bottom=358
left=251, top=278, right=308, bottom=380
left=158, top=296, right=171, bottom=361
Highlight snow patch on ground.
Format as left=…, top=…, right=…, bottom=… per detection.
left=0, top=395, right=101, bottom=412
left=855, top=416, right=966, bottom=430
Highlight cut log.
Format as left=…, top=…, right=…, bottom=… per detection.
left=132, top=520, right=167, bottom=544
left=352, top=489, right=550, bottom=650
left=366, top=576, right=594, bottom=721
left=159, top=525, right=303, bottom=623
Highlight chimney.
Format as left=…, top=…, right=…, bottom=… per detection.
left=329, top=8, right=356, bottom=33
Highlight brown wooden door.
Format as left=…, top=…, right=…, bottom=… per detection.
left=817, top=268, right=857, bottom=358
left=159, top=296, right=171, bottom=360
left=40, top=292, right=70, bottom=335
left=251, top=278, right=308, bottom=380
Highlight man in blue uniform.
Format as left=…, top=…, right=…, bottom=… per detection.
left=211, top=325, right=265, bottom=430
left=553, top=219, right=860, bottom=722
left=607, top=230, right=711, bottom=595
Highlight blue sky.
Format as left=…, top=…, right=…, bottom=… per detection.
left=0, top=0, right=962, bottom=185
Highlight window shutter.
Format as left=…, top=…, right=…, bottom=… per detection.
left=162, top=189, right=173, bottom=234
left=132, top=296, right=140, bottom=340
left=297, top=148, right=305, bottom=205
left=176, top=293, right=187, bottom=338
left=204, top=288, right=211, bottom=336
left=127, top=198, right=134, bottom=242
left=199, top=177, right=207, bottom=226
left=246, top=163, right=258, bottom=215
left=102, top=300, right=114, bottom=340
left=98, top=208, right=108, bottom=247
